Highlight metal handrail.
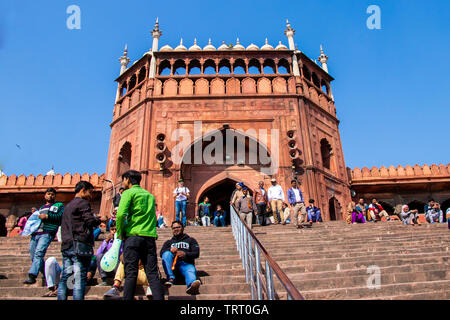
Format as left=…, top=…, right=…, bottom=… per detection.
left=230, top=204, right=304, bottom=300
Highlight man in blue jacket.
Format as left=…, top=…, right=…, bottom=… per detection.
left=287, top=180, right=307, bottom=229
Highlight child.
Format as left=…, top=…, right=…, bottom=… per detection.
left=213, top=204, right=226, bottom=227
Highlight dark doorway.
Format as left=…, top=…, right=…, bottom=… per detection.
left=198, top=179, right=253, bottom=226
left=329, top=197, right=337, bottom=221
left=440, top=199, right=449, bottom=222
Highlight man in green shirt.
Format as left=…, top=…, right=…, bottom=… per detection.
left=116, top=170, right=164, bottom=300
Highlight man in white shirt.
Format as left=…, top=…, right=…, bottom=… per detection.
left=173, top=179, right=190, bottom=226
left=267, top=178, right=285, bottom=224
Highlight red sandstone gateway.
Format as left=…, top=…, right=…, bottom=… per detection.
left=99, top=20, right=350, bottom=223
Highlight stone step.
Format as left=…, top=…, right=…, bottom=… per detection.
left=300, top=279, right=450, bottom=300
left=0, top=282, right=251, bottom=297
left=283, top=270, right=450, bottom=292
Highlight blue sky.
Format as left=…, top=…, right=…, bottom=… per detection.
left=0, top=0, right=449, bottom=175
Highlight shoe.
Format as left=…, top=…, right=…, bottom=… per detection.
left=96, top=281, right=109, bottom=287
left=23, top=274, right=36, bottom=285
left=164, top=278, right=174, bottom=288
left=42, top=290, right=57, bottom=297
left=186, top=280, right=201, bottom=295
left=104, top=287, right=121, bottom=299
left=146, top=286, right=153, bottom=299
left=297, top=225, right=304, bottom=229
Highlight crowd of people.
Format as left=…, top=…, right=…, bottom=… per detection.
left=191, top=178, right=322, bottom=230
left=347, top=198, right=448, bottom=226
left=7, top=173, right=449, bottom=301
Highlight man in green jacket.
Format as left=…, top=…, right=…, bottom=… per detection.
left=116, top=170, right=164, bottom=300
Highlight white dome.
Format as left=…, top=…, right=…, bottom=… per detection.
left=218, top=41, right=229, bottom=50
left=159, top=44, right=173, bottom=52
left=203, top=38, right=216, bottom=51
left=188, top=38, right=202, bottom=51
left=175, top=39, right=187, bottom=51
left=261, top=38, right=274, bottom=50
left=246, top=43, right=259, bottom=50
left=233, top=38, right=245, bottom=50
left=275, top=41, right=288, bottom=50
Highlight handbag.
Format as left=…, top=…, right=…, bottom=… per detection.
left=69, top=212, right=94, bottom=258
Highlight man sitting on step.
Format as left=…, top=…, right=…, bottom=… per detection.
left=160, top=221, right=201, bottom=295
left=367, top=198, right=392, bottom=222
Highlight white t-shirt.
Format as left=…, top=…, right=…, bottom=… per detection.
left=173, top=186, right=189, bottom=201
left=293, top=188, right=302, bottom=203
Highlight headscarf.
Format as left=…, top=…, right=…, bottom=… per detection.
left=402, top=205, right=408, bottom=213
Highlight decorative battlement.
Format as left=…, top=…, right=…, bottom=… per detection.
left=0, top=173, right=105, bottom=192
left=351, top=164, right=450, bottom=182
left=111, top=20, right=336, bottom=121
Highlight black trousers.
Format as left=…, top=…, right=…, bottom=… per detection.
left=123, top=236, right=164, bottom=300
left=256, top=203, right=267, bottom=226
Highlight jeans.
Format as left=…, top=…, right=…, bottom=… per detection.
left=44, top=257, right=61, bottom=289
left=213, top=215, right=225, bottom=227
left=201, top=216, right=211, bottom=226
left=308, top=211, right=322, bottom=222
left=256, top=203, right=267, bottom=226
left=123, top=236, right=164, bottom=300
left=175, top=200, right=187, bottom=226
left=161, top=251, right=197, bottom=288
left=29, top=233, right=54, bottom=277
left=57, top=248, right=91, bottom=300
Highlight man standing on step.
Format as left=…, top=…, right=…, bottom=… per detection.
left=24, top=188, right=64, bottom=285
left=236, top=187, right=257, bottom=230
left=57, top=181, right=106, bottom=300
left=173, top=179, right=190, bottom=227
left=160, top=220, right=201, bottom=295
left=116, top=170, right=164, bottom=300
left=253, top=181, right=268, bottom=226
left=268, top=178, right=285, bottom=224
left=287, top=180, right=307, bottom=229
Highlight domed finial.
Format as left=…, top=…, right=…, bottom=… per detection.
left=194, top=38, right=197, bottom=45
left=320, top=44, right=324, bottom=54
left=236, top=37, right=240, bottom=44
left=180, top=38, right=183, bottom=45
left=208, top=38, right=212, bottom=45
left=123, top=44, right=128, bottom=56
left=265, top=38, right=269, bottom=44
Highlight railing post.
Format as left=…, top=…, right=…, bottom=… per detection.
left=265, top=260, right=274, bottom=300
left=255, top=244, right=262, bottom=300
left=248, top=232, right=255, bottom=300
left=243, top=228, right=249, bottom=283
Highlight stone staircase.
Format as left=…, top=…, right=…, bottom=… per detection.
left=253, top=221, right=450, bottom=300
left=0, top=221, right=449, bottom=300
left=0, top=226, right=251, bottom=300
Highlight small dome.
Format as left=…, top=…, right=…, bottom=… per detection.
left=218, top=40, right=229, bottom=50
left=188, top=38, right=202, bottom=51
left=275, top=41, right=288, bottom=50
left=175, top=39, right=187, bottom=51
left=261, top=38, right=274, bottom=50
left=233, top=38, right=245, bottom=50
left=159, top=44, right=173, bottom=52
left=246, top=43, right=259, bottom=50
left=203, top=38, right=216, bottom=51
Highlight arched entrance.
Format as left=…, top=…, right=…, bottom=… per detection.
left=179, top=127, right=273, bottom=222
left=329, top=198, right=336, bottom=221
left=197, top=178, right=238, bottom=225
